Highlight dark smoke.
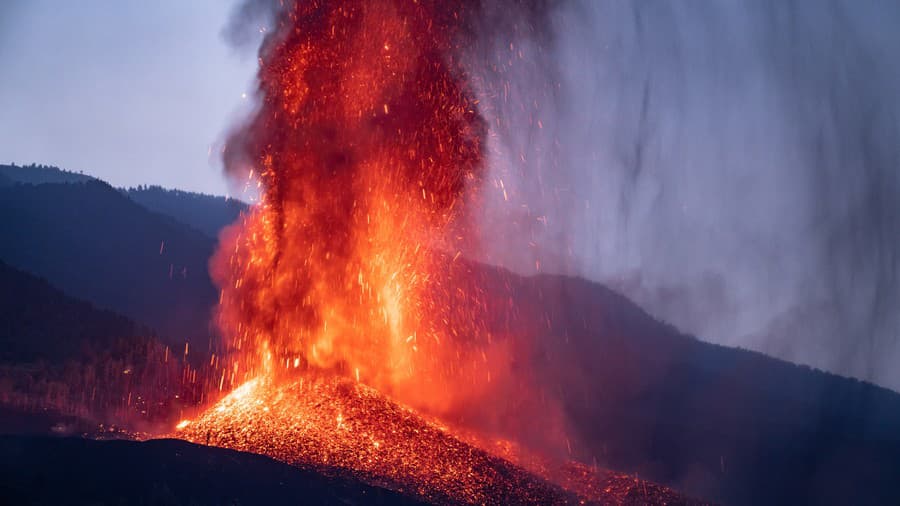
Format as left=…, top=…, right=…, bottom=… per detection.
left=220, top=0, right=281, bottom=55
left=472, top=0, right=900, bottom=391
left=222, top=0, right=900, bottom=391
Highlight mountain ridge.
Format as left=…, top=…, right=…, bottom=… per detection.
left=0, top=163, right=95, bottom=185
left=122, top=185, right=247, bottom=238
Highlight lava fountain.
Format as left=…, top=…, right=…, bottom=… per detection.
left=176, top=0, right=691, bottom=503
left=212, top=0, right=498, bottom=411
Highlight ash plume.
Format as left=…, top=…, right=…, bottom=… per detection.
left=471, top=0, right=900, bottom=391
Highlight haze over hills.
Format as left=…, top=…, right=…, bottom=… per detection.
left=0, top=163, right=898, bottom=504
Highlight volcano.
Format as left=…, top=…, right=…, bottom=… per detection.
left=178, top=374, right=696, bottom=505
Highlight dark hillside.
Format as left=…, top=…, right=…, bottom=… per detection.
left=1, top=164, right=245, bottom=238
left=440, top=261, right=900, bottom=506
left=0, top=180, right=218, bottom=348
left=0, top=260, right=148, bottom=363
left=124, top=185, right=247, bottom=238
left=0, top=260, right=190, bottom=426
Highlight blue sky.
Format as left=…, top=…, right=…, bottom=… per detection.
left=0, top=0, right=257, bottom=195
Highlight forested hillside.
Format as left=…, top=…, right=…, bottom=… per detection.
left=124, top=185, right=246, bottom=238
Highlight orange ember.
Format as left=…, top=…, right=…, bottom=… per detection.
left=179, top=375, right=694, bottom=505
left=213, top=0, right=493, bottom=411
left=180, top=376, right=573, bottom=504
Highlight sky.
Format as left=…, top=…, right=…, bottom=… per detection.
left=0, top=0, right=256, bottom=195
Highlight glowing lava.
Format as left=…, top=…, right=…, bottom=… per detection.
left=176, top=0, right=696, bottom=504
left=179, top=375, right=693, bottom=505
left=212, top=0, right=498, bottom=414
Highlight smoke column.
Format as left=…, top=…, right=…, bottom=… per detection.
left=473, top=0, right=900, bottom=391
left=219, top=0, right=899, bottom=391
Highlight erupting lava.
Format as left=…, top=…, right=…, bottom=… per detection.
left=213, top=0, right=495, bottom=411
left=181, top=375, right=571, bottom=504
left=175, top=1, right=693, bottom=504
left=179, top=374, right=689, bottom=505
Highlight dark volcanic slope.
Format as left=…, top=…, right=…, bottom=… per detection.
left=441, top=262, right=900, bottom=506
left=0, top=435, right=424, bottom=506
left=0, top=180, right=218, bottom=347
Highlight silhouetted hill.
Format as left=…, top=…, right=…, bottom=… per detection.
left=438, top=260, right=900, bottom=506
left=0, top=436, right=424, bottom=506
left=0, top=172, right=11, bottom=187
left=124, top=185, right=247, bottom=238
left=0, top=163, right=94, bottom=185
left=0, top=260, right=148, bottom=363
left=0, top=180, right=218, bottom=348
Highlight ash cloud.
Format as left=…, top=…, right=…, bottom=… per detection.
left=221, top=0, right=281, bottom=55
left=472, top=0, right=900, bottom=391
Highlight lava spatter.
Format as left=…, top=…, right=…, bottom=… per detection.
left=178, top=374, right=697, bottom=505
